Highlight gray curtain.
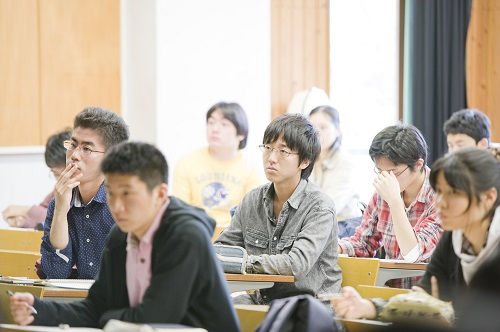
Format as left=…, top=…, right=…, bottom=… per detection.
left=406, top=0, right=472, bottom=164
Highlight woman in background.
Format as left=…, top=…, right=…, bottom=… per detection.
left=309, top=105, right=361, bottom=220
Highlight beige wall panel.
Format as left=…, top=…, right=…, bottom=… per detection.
left=466, top=0, right=500, bottom=142
left=39, top=0, right=120, bottom=139
left=0, top=0, right=40, bottom=146
left=271, top=0, right=329, bottom=119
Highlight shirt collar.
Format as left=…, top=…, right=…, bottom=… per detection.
left=263, top=179, right=308, bottom=211
left=71, top=181, right=107, bottom=207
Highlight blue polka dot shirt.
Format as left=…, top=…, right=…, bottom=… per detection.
left=40, top=182, right=115, bottom=279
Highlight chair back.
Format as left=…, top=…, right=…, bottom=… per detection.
left=0, top=283, right=44, bottom=324
left=338, top=256, right=380, bottom=288
left=0, top=229, right=43, bottom=252
left=0, top=250, right=41, bottom=279
left=356, top=284, right=410, bottom=300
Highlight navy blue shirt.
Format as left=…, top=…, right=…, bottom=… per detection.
left=41, top=182, right=115, bottom=279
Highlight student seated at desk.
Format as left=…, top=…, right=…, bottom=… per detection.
left=331, top=148, right=500, bottom=325
left=39, top=107, right=129, bottom=279
left=215, top=113, right=342, bottom=305
left=9, top=142, right=240, bottom=331
left=2, top=129, right=71, bottom=229
left=338, top=123, right=442, bottom=288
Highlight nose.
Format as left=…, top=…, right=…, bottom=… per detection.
left=109, top=197, right=125, bottom=214
left=435, top=193, right=445, bottom=208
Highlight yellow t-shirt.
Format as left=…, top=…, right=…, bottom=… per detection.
left=173, top=147, right=264, bottom=225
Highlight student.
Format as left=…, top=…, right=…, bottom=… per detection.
left=173, top=101, right=263, bottom=226
left=338, top=123, right=442, bottom=288
left=443, top=108, right=491, bottom=153
left=215, top=113, right=341, bottom=304
left=9, top=142, right=240, bottom=331
left=39, top=107, right=129, bottom=279
left=308, top=105, right=361, bottom=220
left=3, top=129, right=71, bottom=229
left=331, top=148, right=500, bottom=323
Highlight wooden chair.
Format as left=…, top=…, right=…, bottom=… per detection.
left=356, top=284, right=410, bottom=300
left=0, top=250, right=41, bottom=279
left=338, top=256, right=380, bottom=288
left=0, top=283, right=44, bottom=324
left=234, top=304, right=269, bottom=332
left=0, top=229, right=43, bottom=252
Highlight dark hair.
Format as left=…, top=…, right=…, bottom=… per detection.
left=443, top=108, right=491, bottom=144
left=369, top=122, right=428, bottom=173
left=101, top=141, right=168, bottom=190
left=429, top=148, right=500, bottom=220
left=263, top=113, right=320, bottom=179
left=73, top=107, right=130, bottom=150
left=309, top=105, right=343, bottom=145
left=45, top=128, right=72, bottom=168
left=206, top=102, right=249, bottom=149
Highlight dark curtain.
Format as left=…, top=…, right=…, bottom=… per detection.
left=407, top=0, right=472, bottom=165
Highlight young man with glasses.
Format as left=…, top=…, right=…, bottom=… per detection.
left=39, top=107, right=129, bottom=279
left=215, top=113, right=341, bottom=304
left=338, top=123, right=442, bottom=288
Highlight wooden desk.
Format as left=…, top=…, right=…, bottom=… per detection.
left=226, top=273, right=294, bottom=292
left=377, top=260, right=427, bottom=286
left=41, top=274, right=295, bottom=302
left=0, top=229, right=43, bottom=252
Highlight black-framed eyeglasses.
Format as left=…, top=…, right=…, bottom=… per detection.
left=373, top=165, right=409, bottom=177
left=63, top=140, right=105, bottom=155
left=259, top=144, right=299, bottom=158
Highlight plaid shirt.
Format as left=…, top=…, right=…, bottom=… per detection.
left=339, top=166, right=442, bottom=288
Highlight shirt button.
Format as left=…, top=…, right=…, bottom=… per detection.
left=86, top=239, right=90, bottom=243
left=140, top=258, right=145, bottom=263
left=255, top=240, right=259, bottom=244
left=86, top=215, right=90, bottom=219
left=89, top=262, right=93, bottom=266
left=273, top=237, right=277, bottom=240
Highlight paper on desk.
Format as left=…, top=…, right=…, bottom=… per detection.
left=45, top=279, right=95, bottom=290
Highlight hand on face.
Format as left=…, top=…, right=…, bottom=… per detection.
left=373, top=171, right=402, bottom=206
left=9, top=292, right=35, bottom=326
left=54, top=163, right=83, bottom=211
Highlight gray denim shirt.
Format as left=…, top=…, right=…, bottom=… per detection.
left=215, top=179, right=342, bottom=304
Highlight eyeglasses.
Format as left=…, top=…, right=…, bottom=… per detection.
left=373, top=165, right=409, bottom=177
left=63, top=140, right=105, bottom=155
left=259, top=144, right=299, bottom=158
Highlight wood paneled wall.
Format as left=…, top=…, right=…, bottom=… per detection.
left=466, top=0, right=500, bottom=142
left=271, top=0, right=330, bottom=119
left=0, top=0, right=120, bottom=147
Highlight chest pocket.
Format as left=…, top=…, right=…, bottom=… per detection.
left=245, top=229, right=269, bottom=250
left=276, top=235, right=297, bottom=252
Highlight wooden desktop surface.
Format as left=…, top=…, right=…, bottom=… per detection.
left=378, top=260, right=427, bottom=270
left=43, top=273, right=294, bottom=299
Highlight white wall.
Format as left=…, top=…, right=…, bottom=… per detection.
left=0, top=0, right=271, bottom=220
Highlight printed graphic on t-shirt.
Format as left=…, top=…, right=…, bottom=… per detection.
left=202, top=182, right=229, bottom=207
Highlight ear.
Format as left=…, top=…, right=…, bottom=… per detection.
left=236, top=134, right=245, bottom=143
left=477, top=138, right=489, bottom=150
left=155, top=183, right=169, bottom=205
left=415, top=158, right=425, bottom=171
left=481, top=187, right=497, bottom=209
left=299, top=159, right=310, bottom=170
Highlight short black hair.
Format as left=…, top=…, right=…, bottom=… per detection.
left=101, top=141, right=168, bottom=191
left=309, top=105, right=343, bottom=145
left=206, top=102, right=249, bottom=149
left=45, top=128, right=71, bottom=168
left=369, top=122, right=428, bottom=172
left=443, top=109, right=491, bottom=143
left=430, top=147, right=500, bottom=220
left=73, top=106, right=130, bottom=149
left=263, top=113, right=320, bottom=179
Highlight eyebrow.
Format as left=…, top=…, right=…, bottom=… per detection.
left=71, top=138, right=97, bottom=146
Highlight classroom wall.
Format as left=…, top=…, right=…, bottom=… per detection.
left=0, top=0, right=271, bottom=219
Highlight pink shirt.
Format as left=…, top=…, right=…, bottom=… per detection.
left=126, top=199, right=169, bottom=307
